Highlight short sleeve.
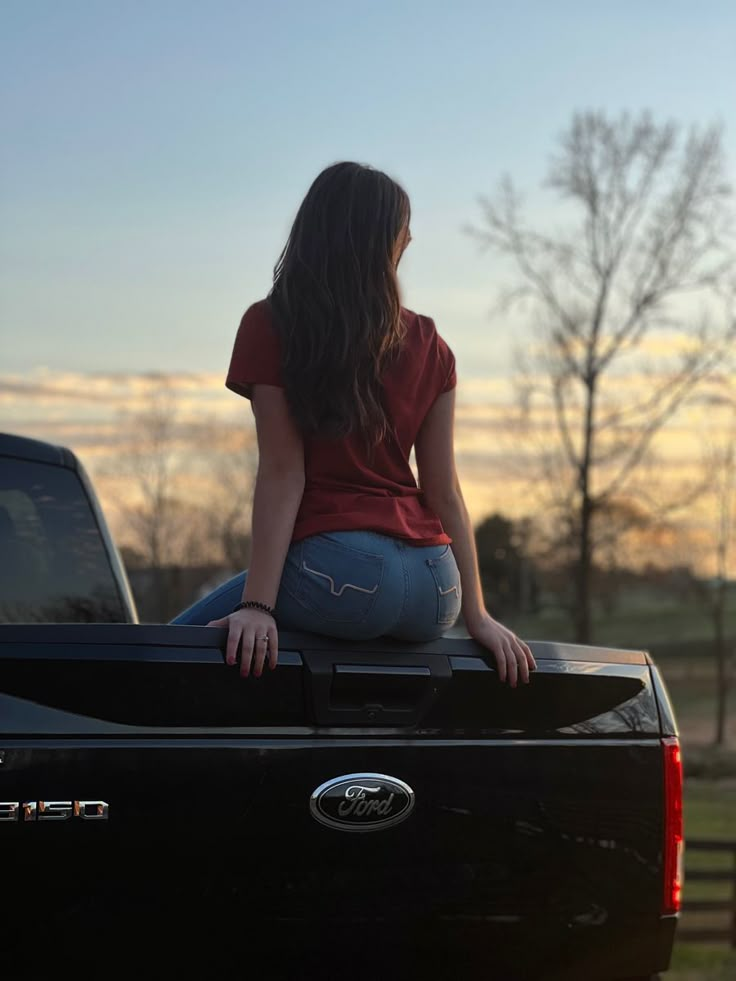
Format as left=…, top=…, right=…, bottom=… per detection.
left=437, top=333, right=457, bottom=394
left=225, top=301, right=283, bottom=399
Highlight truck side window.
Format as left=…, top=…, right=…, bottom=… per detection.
left=0, top=459, right=126, bottom=623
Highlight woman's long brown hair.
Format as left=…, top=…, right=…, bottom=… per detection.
left=268, top=162, right=410, bottom=445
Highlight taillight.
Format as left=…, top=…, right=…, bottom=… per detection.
left=662, top=736, right=683, bottom=914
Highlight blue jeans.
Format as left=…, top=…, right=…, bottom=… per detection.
left=172, top=531, right=462, bottom=642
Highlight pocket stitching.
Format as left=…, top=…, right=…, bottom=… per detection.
left=294, top=545, right=384, bottom=623
left=426, top=548, right=461, bottom=625
left=301, top=561, right=380, bottom=598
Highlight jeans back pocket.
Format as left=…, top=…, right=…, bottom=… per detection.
left=426, top=545, right=462, bottom=626
left=295, top=536, right=384, bottom=624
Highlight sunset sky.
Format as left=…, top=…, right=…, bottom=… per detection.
left=2, top=1, right=735, bottom=567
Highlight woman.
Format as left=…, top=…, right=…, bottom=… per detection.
left=176, top=162, right=535, bottom=686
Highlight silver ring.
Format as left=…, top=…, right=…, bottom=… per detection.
left=256, top=636, right=268, bottom=643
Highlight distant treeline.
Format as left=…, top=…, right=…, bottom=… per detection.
left=122, top=511, right=728, bottom=626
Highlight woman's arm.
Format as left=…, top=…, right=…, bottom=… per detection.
left=208, top=384, right=305, bottom=677
left=243, top=385, right=305, bottom=607
left=414, top=389, right=536, bottom=687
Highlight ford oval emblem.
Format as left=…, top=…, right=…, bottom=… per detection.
left=310, top=773, right=415, bottom=833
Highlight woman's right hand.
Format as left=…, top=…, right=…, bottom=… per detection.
left=466, top=613, right=536, bottom=687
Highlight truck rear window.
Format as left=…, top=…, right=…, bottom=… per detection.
left=0, top=457, right=126, bottom=623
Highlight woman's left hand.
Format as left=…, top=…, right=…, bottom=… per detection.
left=207, top=608, right=278, bottom=678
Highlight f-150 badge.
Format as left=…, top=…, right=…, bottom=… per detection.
left=0, top=801, right=109, bottom=821
left=310, top=773, right=414, bottom=832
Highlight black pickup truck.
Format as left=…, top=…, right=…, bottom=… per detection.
left=0, top=432, right=681, bottom=979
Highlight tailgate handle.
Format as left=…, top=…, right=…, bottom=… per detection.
left=334, top=664, right=431, bottom=678
left=305, top=652, right=450, bottom=726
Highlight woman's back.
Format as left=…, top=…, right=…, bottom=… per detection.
left=226, top=299, right=456, bottom=545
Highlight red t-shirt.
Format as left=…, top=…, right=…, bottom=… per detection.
left=226, top=300, right=456, bottom=546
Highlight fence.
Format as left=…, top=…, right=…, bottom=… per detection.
left=679, top=839, right=736, bottom=947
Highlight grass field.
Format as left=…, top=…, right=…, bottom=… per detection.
left=667, top=944, right=736, bottom=981
left=504, top=588, right=736, bottom=653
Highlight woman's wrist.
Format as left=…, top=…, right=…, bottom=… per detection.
left=233, top=600, right=276, bottom=618
left=464, top=607, right=490, bottom=634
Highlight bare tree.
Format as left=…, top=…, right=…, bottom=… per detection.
left=111, top=380, right=192, bottom=564
left=185, top=418, right=257, bottom=571
left=104, top=378, right=204, bottom=616
left=470, top=111, right=736, bottom=642
left=99, top=378, right=259, bottom=618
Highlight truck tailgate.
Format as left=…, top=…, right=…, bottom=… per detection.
left=0, top=624, right=675, bottom=978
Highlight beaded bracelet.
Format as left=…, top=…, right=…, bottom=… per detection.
left=232, top=600, right=276, bottom=619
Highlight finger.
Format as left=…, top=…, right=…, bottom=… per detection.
left=226, top=623, right=241, bottom=666
left=504, top=643, right=518, bottom=688
left=252, top=634, right=269, bottom=678
left=240, top=631, right=256, bottom=678
left=207, top=617, right=229, bottom=627
left=512, top=639, right=530, bottom=685
left=267, top=625, right=279, bottom=670
left=493, top=644, right=507, bottom=683
left=523, top=642, right=537, bottom=673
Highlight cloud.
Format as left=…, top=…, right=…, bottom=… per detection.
left=0, top=377, right=110, bottom=403
left=3, top=366, right=733, bottom=558
left=0, top=369, right=238, bottom=420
